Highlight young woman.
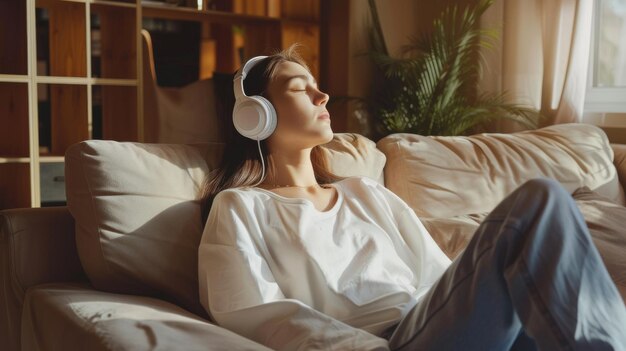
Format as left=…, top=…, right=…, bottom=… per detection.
left=198, top=47, right=626, bottom=351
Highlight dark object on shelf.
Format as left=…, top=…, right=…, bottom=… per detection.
left=40, top=162, right=66, bottom=207
left=142, top=18, right=200, bottom=87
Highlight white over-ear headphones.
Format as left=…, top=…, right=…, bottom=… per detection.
left=232, top=56, right=277, bottom=140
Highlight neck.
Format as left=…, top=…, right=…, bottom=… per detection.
left=265, top=148, right=318, bottom=187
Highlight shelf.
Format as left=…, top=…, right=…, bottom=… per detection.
left=37, top=0, right=89, bottom=6
left=0, top=158, right=31, bottom=164
left=36, top=76, right=90, bottom=84
left=92, top=78, right=138, bottom=86
left=142, top=4, right=281, bottom=25
left=91, top=0, right=137, bottom=8
left=39, top=156, right=66, bottom=162
left=0, top=75, right=30, bottom=83
left=34, top=76, right=138, bottom=85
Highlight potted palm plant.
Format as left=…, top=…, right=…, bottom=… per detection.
left=366, top=0, right=541, bottom=137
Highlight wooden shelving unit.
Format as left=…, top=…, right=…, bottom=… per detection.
left=0, top=0, right=320, bottom=210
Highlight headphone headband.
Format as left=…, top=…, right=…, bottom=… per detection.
left=233, top=56, right=268, bottom=100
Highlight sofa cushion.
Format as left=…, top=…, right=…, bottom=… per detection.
left=571, top=187, right=626, bottom=303
left=65, top=141, right=220, bottom=316
left=322, top=134, right=386, bottom=184
left=421, top=213, right=486, bottom=259
left=377, top=123, right=625, bottom=218
left=21, top=283, right=270, bottom=351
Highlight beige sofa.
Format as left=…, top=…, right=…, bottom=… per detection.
left=2, top=123, right=625, bottom=350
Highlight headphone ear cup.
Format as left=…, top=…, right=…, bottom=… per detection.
left=232, top=95, right=277, bottom=140
left=253, top=96, right=277, bottom=140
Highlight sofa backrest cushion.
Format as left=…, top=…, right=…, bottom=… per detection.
left=64, top=133, right=383, bottom=317
left=572, top=187, right=626, bottom=303
left=321, top=134, right=386, bottom=184
left=377, top=123, right=625, bottom=218
left=65, top=141, right=220, bottom=316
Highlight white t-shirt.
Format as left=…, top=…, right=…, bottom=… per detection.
left=198, top=176, right=451, bottom=351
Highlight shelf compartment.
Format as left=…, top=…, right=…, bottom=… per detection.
left=0, top=1, right=28, bottom=75
left=0, top=163, right=31, bottom=210
left=281, top=0, right=319, bottom=22
left=209, top=22, right=281, bottom=73
left=0, top=75, right=31, bottom=83
left=40, top=160, right=66, bottom=207
left=92, top=85, right=138, bottom=141
left=38, top=84, right=89, bottom=156
left=91, top=3, right=137, bottom=79
left=0, top=83, right=30, bottom=158
left=36, top=1, right=88, bottom=77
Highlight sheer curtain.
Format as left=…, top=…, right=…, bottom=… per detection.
left=479, top=0, right=594, bottom=132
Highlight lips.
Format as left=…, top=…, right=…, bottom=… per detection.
left=318, top=112, right=331, bottom=120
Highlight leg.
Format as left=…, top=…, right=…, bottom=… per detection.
left=388, top=178, right=626, bottom=351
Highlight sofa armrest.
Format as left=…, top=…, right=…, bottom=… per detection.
left=1, top=206, right=87, bottom=351
left=612, top=144, right=626, bottom=189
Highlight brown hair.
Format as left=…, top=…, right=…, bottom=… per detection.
left=199, top=45, right=342, bottom=224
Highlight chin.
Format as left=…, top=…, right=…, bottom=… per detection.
left=320, top=128, right=334, bottom=144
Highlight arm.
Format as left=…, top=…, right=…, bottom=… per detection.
left=1, top=207, right=87, bottom=351
left=198, top=191, right=389, bottom=351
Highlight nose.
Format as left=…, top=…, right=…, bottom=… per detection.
left=314, top=89, right=329, bottom=106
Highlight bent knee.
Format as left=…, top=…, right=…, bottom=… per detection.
left=519, top=178, right=567, bottom=197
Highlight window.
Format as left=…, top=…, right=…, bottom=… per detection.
left=584, top=0, right=626, bottom=123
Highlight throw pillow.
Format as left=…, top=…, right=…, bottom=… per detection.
left=66, top=141, right=219, bottom=317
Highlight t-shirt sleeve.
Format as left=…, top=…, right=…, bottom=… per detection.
left=198, top=190, right=389, bottom=351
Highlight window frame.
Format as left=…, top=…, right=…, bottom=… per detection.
left=584, top=0, right=626, bottom=114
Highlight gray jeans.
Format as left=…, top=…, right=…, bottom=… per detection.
left=388, top=178, right=626, bottom=350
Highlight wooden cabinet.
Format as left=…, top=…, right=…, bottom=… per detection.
left=0, top=0, right=320, bottom=210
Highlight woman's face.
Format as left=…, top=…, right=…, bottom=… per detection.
left=265, top=61, right=333, bottom=150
